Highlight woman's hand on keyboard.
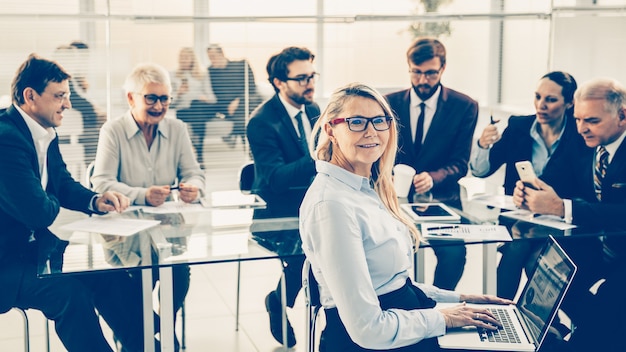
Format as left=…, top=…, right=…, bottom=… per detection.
left=459, top=294, right=514, bottom=305
left=439, top=302, right=501, bottom=330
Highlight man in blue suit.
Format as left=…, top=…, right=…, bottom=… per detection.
left=386, top=38, right=479, bottom=290
left=0, top=54, right=145, bottom=352
left=247, top=46, right=320, bottom=348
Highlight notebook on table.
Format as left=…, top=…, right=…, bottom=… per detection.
left=437, top=235, right=577, bottom=351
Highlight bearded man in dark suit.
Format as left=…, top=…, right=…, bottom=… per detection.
left=386, top=38, right=479, bottom=290
left=246, top=46, right=320, bottom=348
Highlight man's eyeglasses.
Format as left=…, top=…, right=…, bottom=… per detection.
left=329, top=116, right=392, bottom=132
left=47, top=92, right=71, bottom=103
left=139, top=94, right=172, bottom=106
left=284, top=72, right=320, bottom=87
left=408, top=68, right=442, bottom=80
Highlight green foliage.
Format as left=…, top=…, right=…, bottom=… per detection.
left=407, top=0, right=453, bottom=39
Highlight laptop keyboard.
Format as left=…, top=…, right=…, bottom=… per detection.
left=477, top=308, right=522, bottom=344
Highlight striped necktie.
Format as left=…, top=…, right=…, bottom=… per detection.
left=594, top=146, right=609, bottom=201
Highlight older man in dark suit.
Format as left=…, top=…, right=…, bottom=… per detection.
left=0, top=54, right=146, bottom=352
left=386, top=38, right=478, bottom=290
left=246, top=46, right=320, bottom=348
left=513, top=78, right=626, bottom=351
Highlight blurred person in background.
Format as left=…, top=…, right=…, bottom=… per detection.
left=171, top=47, right=218, bottom=167
left=207, top=44, right=262, bottom=148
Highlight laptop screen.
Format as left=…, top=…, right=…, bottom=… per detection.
left=516, top=238, right=576, bottom=347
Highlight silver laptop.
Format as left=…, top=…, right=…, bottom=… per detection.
left=438, top=236, right=577, bottom=351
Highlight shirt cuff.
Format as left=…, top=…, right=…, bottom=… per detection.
left=89, top=194, right=99, bottom=212
left=563, top=199, right=572, bottom=223
left=89, top=194, right=108, bottom=215
left=477, top=138, right=492, bottom=150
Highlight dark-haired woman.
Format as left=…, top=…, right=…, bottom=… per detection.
left=470, top=71, right=598, bottom=306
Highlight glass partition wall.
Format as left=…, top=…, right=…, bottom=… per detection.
left=1, top=0, right=624, bottom=189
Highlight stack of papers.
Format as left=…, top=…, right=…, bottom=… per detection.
left=421, top=223, right=512, bottom=242
left=500, top=209, right=577, bottom=230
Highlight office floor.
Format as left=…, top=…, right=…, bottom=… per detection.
left=0, top=135, right=493, bottom=351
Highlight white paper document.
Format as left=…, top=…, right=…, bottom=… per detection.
left=500, top=209, right=577, bottom=230
left=421, top=223, right=512, bottom=242
left=210, top=190, right=266, bottom=209
left=469, top=194, right=517, bottom=211
left=60, top=217, right=161, bottom=236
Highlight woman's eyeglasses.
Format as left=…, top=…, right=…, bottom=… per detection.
left=137, top=93, right=172, bottom=106
left=329, top=116, right=392, bottom=132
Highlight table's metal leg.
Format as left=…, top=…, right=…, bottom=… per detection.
left=141, top=268, right=156, bottom=352
left=235, top=261, right=241, bottom=331
left=280, top=267, right=288, bottom=351
left=483, top=243, right=497, bottom=295
left=159, top=266, right=175, bottom=352
left=414, top=248, right=426, bottom=283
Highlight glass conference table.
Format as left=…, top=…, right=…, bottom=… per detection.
left=38, top=191, right=623, bottom=351
left=39, top=191, right=301, bottom=352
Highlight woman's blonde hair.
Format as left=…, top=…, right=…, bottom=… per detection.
left=311, top=82, right=420, bottom=245
left=176, top=47, right=205, bottom=81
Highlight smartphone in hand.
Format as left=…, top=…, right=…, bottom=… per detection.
left=515, top=161, right=539, bottom=190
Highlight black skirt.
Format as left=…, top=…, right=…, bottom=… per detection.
left=320, top=278, right=441, bottom=352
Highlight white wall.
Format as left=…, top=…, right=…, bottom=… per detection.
left=552, top=14, right=626, bottom=86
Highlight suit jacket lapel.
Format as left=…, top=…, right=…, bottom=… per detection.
left=606, top=140, right=626, bottom=184
left=5, top=106, right=41, bottom=179
left=424, top=86, right=449, bottom=146
left=396, top=89, right=415, bottom=159
left=272, top=95, right=304, bottom=154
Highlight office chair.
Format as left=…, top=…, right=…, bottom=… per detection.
left=238, top=161, right=255, bottom=194
left=84, top=160, right=95, bottom=188
left=302, top=258, right=322, bottom=352
left=4, top=307, right=51, bottom=352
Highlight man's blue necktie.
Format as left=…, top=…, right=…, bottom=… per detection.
left=294, top=111, right=309, bottom=154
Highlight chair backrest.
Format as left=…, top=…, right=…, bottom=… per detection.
left=303, top=258, right=322, bottom=352
left=239, top=161, right=255, bottom=194
left=84, top=160, right=96, bottom=189
left=303, top=259, right=320, bottom=306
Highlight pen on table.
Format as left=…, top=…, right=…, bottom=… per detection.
left=427, top=225, right=459, bottom=231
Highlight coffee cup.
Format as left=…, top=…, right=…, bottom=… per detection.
left=393, top=164, right=416, bottom=198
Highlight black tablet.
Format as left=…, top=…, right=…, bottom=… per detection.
left=401, top=203, right=461, bottom=222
